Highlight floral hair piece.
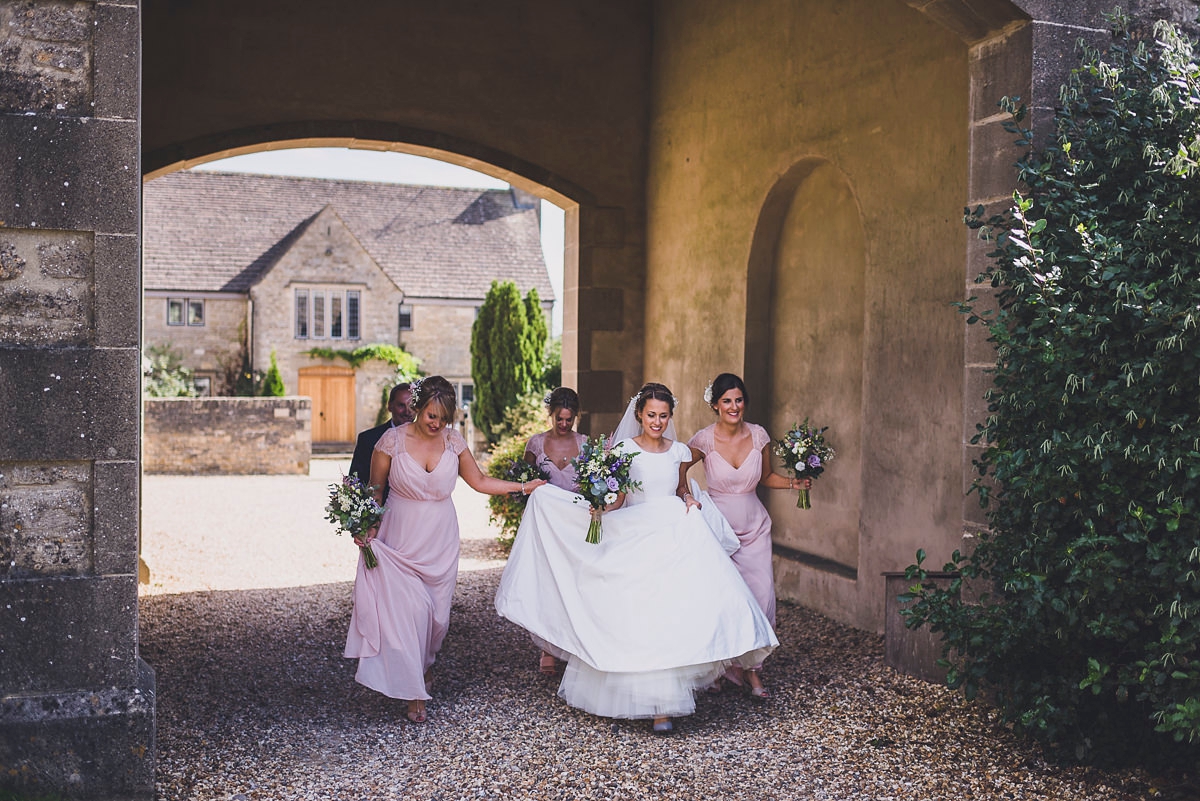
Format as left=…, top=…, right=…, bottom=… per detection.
left=633, top=389, right=679, bottom=410
left=543, top=390, right=555, bottom=408
left=407, top=377, right=425, bottom=410
left=703, top=383, right=714, bottom=404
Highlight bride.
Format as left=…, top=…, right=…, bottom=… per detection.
left=495, top=382, right=777, bottom=733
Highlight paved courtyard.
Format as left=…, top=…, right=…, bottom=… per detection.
left=139, top=461, right=1186, bottom=800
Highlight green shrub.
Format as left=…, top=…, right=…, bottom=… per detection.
left=259, top=350, right=285, bottom=397
left=471, top=281, right=544, bottom=442
left=905, top=14, right=1200, bottom=765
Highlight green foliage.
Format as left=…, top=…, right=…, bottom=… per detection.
left=485, top=393, right=550, bottom=548
left=524, top=288, right=550, bottom=388
left=303, top=343, right=421, bottom=376
left=142, top=344, right=198, bottom=398
left=259, top=350, right=286, bottom=397
left=543, top=336, right=562, bottom=390
left=470, top=281, right=543, bottom=442
left=905, top=16, right=1200, bottom=765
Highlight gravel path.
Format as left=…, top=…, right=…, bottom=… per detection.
left=140, top=462, right=1188, bottom=800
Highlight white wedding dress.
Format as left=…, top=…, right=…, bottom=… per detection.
left=495, top=438, right=778, bottom=719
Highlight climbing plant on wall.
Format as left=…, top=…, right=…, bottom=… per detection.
left=904, top=14, right=1200, bottom=765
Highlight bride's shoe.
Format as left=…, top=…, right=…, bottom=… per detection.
left=745, top=670, right=770, bottom=701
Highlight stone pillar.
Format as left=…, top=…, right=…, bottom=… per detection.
left=0, top=1, right=153, bottom=798
left=565, top=203, right=644, bottom=436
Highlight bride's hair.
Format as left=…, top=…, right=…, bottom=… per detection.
left=544, top=386, right=580, bottom=416
left=409, top=375, right=457, bottom=424
left=635, top=382, right=676, bottom=416
left=708, top=373, right=749, bottom=410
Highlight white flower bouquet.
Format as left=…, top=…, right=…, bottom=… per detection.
left=326, top=474, right=385, bottom=568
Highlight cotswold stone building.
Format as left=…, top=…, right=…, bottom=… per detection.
left=143, top=172, right=553, bottom=444
left=2, top=1, right=1197, bottom=797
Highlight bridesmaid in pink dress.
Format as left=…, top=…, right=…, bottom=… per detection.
left=683, top=373, right=809, bottom=700
left=344, top=376, right=546, bottom=723
left=522, top=386, right=587, bottom=674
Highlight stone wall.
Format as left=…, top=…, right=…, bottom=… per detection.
left=142, top=291, right=247, bottom=392
left=0, top=0, right=153, bottom=797
left=143, top=397, right=311, bottom=475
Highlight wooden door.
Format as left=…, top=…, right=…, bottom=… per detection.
left=298, top=366, right=356, bottom=444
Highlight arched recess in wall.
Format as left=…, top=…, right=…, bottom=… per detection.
left=744, top=159, right=866, bottom=577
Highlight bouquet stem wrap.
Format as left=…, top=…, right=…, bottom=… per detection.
left=796, top=487, right=811, bottom=510
left=586, top=508, right=603, bottom=544
left=360, top=542, right=379, bottom=568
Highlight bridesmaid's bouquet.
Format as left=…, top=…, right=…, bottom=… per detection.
left=774, top=420, right=836, bottom=509
left=572, top=436, right=641, bottom=544
left=486, top=456, right=551, bottom=549
left=326, top=474, right=385, bottom=568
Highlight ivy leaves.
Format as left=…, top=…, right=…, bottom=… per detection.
left=907, top=16, right=1200, bottom=765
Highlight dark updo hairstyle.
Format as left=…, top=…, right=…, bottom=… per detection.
left=408, top=375, right=457, bottom=424
left=708, top=373, right=749, bottom=412
left=635, top=382, right=676, bottom=416
left=544, top=386, right=581, bottom=417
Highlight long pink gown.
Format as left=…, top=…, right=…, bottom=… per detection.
left=688, top=423, right=777, bottom=627
left=343, top=424, right=466, bottom=700
left=524, top=431, right=587, bottom=491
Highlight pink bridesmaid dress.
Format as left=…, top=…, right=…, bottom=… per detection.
left=344, top=424, right=467, bottom=700
left=525, top=431, right=587, bottom=491
left=688, top=423, right=777, bottom=627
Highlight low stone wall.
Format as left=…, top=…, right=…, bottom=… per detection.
left=144, top=397, right=311, bottom=475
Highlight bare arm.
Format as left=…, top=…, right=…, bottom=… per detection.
left=758, top=444, right=811, bottom=491
left=459, top=449, right=547, bottom=496
left=677, top=448, right=703, bottom=511
left=358, top=449, right=392, bottom=544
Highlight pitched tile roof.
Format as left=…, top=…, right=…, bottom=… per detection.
left=142, top=171, right=553, bottom=301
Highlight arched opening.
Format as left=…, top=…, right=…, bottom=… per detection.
left=139, top=139, right=572, bottom=591
left=745, top=159, right=866, bottom=579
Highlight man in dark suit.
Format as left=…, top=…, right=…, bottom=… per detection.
left=348, top=382, right=413, bottom=501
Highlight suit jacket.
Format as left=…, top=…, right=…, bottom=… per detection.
left=349, top=421, right=394, bottom=503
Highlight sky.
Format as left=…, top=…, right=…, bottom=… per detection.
left=191, top=147, right=566, bottom=334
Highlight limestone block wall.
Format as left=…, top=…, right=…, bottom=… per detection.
left=142, top=291, right=248, bottom=388
left=249, top=206, right=405, bottom=430
left=400, top=300, right=477, bottom=385
left=0, top=0, right=153, bottom=797
left=143, top=397, right=311, bottom=475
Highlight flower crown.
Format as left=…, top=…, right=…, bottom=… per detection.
left=631, top=389, right=679, bottom=409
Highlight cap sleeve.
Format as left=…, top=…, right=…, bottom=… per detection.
left=525, top=432, right=545, bottom=460
left=687, top=424, right=714, bottom=454
left=671, top=439, right=692, bottom=462
left=445, top=428, right=468, bottom=456
left=750, top=423, right=771, bottom=451
left=375, top=426, right=400, bottom=455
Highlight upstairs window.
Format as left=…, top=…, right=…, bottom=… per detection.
left=398, top=303, right=413, bottom=332
left=167, top=297, right=205, bottom=326
left=295, top=286, right=360, bottom=341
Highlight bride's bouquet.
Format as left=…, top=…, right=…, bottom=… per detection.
left=326, top=474, right=385, bottom=568
left=572, top=436, right=641, bottom=544
left=773, top=419, right=835, bottom=509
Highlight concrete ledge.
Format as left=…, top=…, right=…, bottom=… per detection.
left=143, top=396, right=311, bottom=475
left=0, top=658, right=155, bottom=800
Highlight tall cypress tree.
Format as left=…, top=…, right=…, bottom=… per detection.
left=524, top=287, right=549, bottom=390
left=471, top=280, right=531, bottom=440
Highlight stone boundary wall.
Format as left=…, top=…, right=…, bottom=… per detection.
left=144, top=397, right=311, bottom=475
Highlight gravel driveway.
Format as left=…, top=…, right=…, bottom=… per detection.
left=139, top=461, right=1187, bottom=800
